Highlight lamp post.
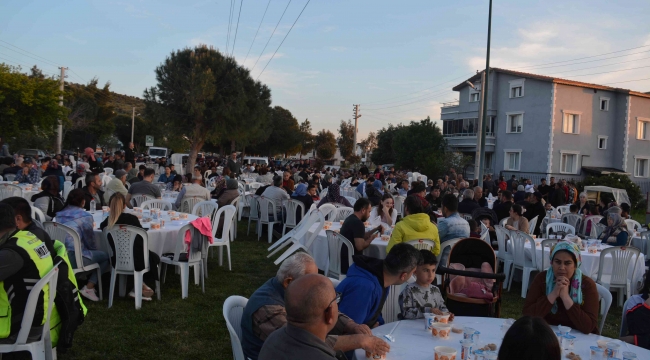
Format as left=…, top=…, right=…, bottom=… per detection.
left=476, top=0, right=493, bottom=186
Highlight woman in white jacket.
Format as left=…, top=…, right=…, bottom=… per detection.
left=369, top=193, right=397, bottom=226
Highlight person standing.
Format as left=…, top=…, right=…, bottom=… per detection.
left=124, top=142, right=136, bottom=168
left=227, top=152, right=240, bottom=178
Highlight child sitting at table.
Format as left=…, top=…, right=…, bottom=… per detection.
left=398, top=249, right=454, bottom=320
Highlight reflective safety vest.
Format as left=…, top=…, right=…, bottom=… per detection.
left=0, top=230, right=54, bottom=339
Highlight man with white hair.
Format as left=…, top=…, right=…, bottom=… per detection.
left=457, top=188, right=479, bottom=214
left=241, top=253, right=389, bottom=360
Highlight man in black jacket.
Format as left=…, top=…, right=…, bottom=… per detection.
left=82, top=173, right=106, bottom=211
left=124, top=142, right=136, bottom=168
left=524, top=192, right=546, bottom=235
left=493, top=190, right=513, bottom=222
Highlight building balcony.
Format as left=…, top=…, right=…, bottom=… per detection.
left=444, top=132, right=496, bottom=152
left=441, top=100, right=459, bottom=110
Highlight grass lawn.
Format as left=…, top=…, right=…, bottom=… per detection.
left=36, top=220, right=624, bottom=359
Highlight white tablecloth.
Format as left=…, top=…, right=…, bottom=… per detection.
left=304, top=222, right=389, bottom=271
left=354, top=317, right=650, bottom=360
left=88, top=210, right=199, bottom=257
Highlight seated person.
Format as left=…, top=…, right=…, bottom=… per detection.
left=290, top=183, right=313, bottom=222
left=505, top=204, right=529, bottom=233
left=127, top=168, right=162, bottom=208
left=157, top=165, right=173, bottom=183
left=522, top=242, right=599, bottom=334
left=30, top=175, right=65, bottom=220
left=83, top=172, right=107, bottom=211
left=105, top=169, right=129, bottom=203
left=468, top=219, right=482, bottom=238
left=241, top=253, right=386, bottom=360
left=386, top=195, right=440, bottom=256
left=259, top=274, right=389, bottom=360
left=308, top=184, right=320, bottom=201
left=399, top=250, right=453, bottom=320
left=365, top=180, right=384, bottom=207
left=620, top=269, right=650, bottom=349
left=569, top=204, right=579, bottom=214
left=457, top=189, right=479, bottom=215
left=598, top=213, right=630, bottom=246
left=340, top=198, right=383, bottom=274
left=317, top=183, right=352, bottom=208
left=499, top=316, right=561, bottom=360
left=337, top=243, right=421, bottom=327
left=14, top=157, right=39, bottom=184
left=0, top=197, right=55, bottom=255
left=437, top=194, right=470, bottom=243
left=174, top=174, right=211, bottom=212
left=369, top=193, right=397, bottom=226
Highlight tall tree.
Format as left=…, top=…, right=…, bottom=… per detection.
left=143, top=45, right=271, bottom=173
left=360, top=131, right=378, bottom=161
left=337, top=119, right=356, bottom=162
left=370, top=124, right=401, bottom=165
left=259, top=106, right=302, bottom=156
left=298, top=118, right=315, bottom=158
left=391, top=117, right=447, bottom=177
left=314, top=129, right=337, bottom=161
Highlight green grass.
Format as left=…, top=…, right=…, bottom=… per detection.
left=28, top=220, right=622, bottom=359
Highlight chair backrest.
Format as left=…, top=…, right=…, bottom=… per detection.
left=394, top=196, right=405, bottom=217
left=229, top=196, right=240, bottom=210
left=595, top=283, right=612, bottom=335
left=102, top=225, right=150, bottom=272
left=180, top=196, right=203, bottom=214
left=528, top=215, right=539, bottom=234
left=625, top=219, right=642, bottom=231
left=212, top=205, right=237, bottom=241
left=329, top=277, right=341, bottom=288
left=561, top=214, right=582, bottom=231
left=284, top=199, right=305, bottom=227
left=479, top=222, right=490, bottom=243
left=495, top=225, right=511, bottom=261
left=11, top=261, right=59, bottom=347
left=31, top=206, right=46, bottom=223
left=591, top=223, right=606, bottom=239
left=326, top=230, right=354, bottom=280
left=583, top=215, right=604, bottom=236
left=332, top=207, right=354, bottom=222
left=318, top=203, right=337, bottom=220
left=4, top=173, right=16, bottom=181
left=75, top=177, right=85, bottom=189
left=237, top=182, right=245, bottom=195
left=258, top=197, right=279, bottom=222
left=343, top=196, right=356, bottom=205
left=406, top=239, right=437, bottom=252
left=249, top=182, right=263, bottom=190
left=222, top=295, right=248, bottom=360
left=556, top=205, right=571, bottom=215
left=104, top=168, right=114, bottom=176
left=596, top=246, right=641, bottom=287
left=460, top=213, right=473, bottom=221
left=436, top=238, right=462, bottom=266
left=248, top=195, right=261, bottom=220
left=192, top=200, right=219, bottom=221
left=167, top=223, right=204, bottom=263
left=540, top=239, right=559, bottom=271
left=511, top=231, right=537, bottom=270
left=0, top=183, right=22, bottom=200
left=43, top=221, right=87, bottom=271
left=499, top=217, right=510, bottom=227
left=130, top=193, right=155, bottom=207
left=141, top=199, right=173, bottom=211
left=546, top=222, right=575, bottom=238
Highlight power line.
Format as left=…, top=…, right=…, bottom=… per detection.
left=510, top=49, right=650, bottom=72
left=361, top=73, right=473, bottom=105
left=601, top=77, right=650, bottom=85
left=226, top=0, right=234, bottom=54
left=0, top=44, right=60, bottom=70
left=553, top=64, right=650, bottom=78
left=256, top=0, right=312, bottom=80
left=0, top=40, right=62, bottom=67
left=250, top=0, right=292, bottom=72
left=231, top=0, right=244, bottom=57
left=243, top=0, right=272, bottom=65
left=509, top=44, right=650, bottom=71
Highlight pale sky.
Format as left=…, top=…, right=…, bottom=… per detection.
left=1, top=0, right=649, bottom=140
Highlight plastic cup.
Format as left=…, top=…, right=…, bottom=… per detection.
left=562, top=334, right=576, bottom=350
left=424, top=313, right=436, bottom=330
left=431, top=322, right=451, bottom=339
left=473, top=331, right=481, bottom=344
left=463, top=327, right=476, bottom=341
left=597, top=339, right=608, bottom=349
left=434, top=346, right=457, bottom=360
left=558, top=325, right=571, bottom=335
left=590, top=346, right=605, bottom=360
left=606, top=342, right=621, bottom=358
left=622, top=351, right=637, bottom=360
left=435, top=313, right=450, bottom=324
left=483, top=351, right=498, bottom=360
left=459, top=339, right=473, bottom=360
left=473, top=349, right=484, bottom=360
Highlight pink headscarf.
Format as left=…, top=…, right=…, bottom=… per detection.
left=84, top=147, right=95, bottom=161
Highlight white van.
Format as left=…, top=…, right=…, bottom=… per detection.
left=171, top=153, right=189, bottom=171
left=148, top=147, right=168, bottom=159
left=243, top=156, right=268, bottom=166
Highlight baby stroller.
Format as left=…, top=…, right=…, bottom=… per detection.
left=437, top=238, right=506, bottom=317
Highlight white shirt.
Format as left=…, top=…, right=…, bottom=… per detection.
left=370, top=206, right=397, bottom=226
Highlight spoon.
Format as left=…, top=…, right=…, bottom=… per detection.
left=384, top=321, right=401, bottom=342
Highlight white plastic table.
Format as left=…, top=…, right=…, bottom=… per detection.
left=89, top=210, right=199, bottom=257
left=353, top=317, right=650, bottom=360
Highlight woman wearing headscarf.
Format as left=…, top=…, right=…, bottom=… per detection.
left=31, top=175, right=65, bottom=220
left=84, top=147, right=103, bottom=173
left=216, top=179, right=240, bottom=209
left=322, top=173, right=332, bottom=190
left=126, top=167, right=140, bottom=185
left=290, top=183, right=313, bottom=222
left=365, top=179, right=384, bottom=207
left=523, top=242, right=599, bottom=334
left=598, top=213, right=630, bottom=246
left=317, top=183, right=352, bottom=208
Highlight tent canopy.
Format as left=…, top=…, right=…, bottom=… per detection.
left=584, top=186, right=631, bottom=206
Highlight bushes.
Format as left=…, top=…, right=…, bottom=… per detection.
left=577, top=174, right=645, bottom=210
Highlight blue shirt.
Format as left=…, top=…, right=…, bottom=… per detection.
left=437, top=212, right=470, bottom=242
left=158, top=173, right=173, bottom=183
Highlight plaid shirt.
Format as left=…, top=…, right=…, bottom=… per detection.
left=252, top=305, right=356, bottom=348
left=15, top=167, right=40, bottom=184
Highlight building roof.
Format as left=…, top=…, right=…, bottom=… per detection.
left=452, top=67, right=650, bottom=99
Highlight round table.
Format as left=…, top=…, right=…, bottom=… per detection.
left=88, top=210, right=199, bottom=257
left=353, top=317, right=650, bottom=359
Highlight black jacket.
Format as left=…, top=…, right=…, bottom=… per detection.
left=458, top=198, right=480, bottom=215
left=524, top=201, right=546, bottom=235
left=82, top=186, right=106, bottom=211
left=494, top=201, right=513, bottom=221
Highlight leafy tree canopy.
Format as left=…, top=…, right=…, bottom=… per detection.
left=314, top=129, right=337, bottom=160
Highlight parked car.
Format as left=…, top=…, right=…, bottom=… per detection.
left=17, top=149, right=47, bottom=158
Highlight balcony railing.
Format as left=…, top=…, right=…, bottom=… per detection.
left=441, top=100, right=459, bottom=108
left=443, top=131, right=495, bottom=137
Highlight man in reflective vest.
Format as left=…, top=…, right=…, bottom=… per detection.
left=0, top=203, right=54, bottom=342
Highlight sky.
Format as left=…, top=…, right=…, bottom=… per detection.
left=1, top=0, right=650, bottom=140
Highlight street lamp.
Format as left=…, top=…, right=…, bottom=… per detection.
left=131, top=107, right=141, bottom=143
left=476, top=0, right=493, bottom=185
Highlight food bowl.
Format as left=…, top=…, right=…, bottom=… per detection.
left=380, top=235, right=390, bottom=242
left=150, top=222, right=161, bottom=230
left=434, top=346, right=456, bottom=360
left=431, top=322, right=451, bottom=339
left=180, top=213, right=188, bottom=219
left=171, top=216, right=180, bottom=221
left=134, top=207, right=143, bottom=213
left=365, top=352, right=385, bottom=360
left=339, top=220, right=344, bottom=225
left=168, top=211, right=177, bottom=216
left=435, top=313, right=450, bottom=324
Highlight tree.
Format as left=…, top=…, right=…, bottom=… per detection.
left=0, top=64, right=67, bottom=142
left=254, top=106, right=302, bottom=156
left=63, top=79, right=116, bottom=151
left=337, top=120, right=356, bottom=163
left=370, top=124, right=401, bottom=165
left=143, top=45, right=271, bottom=173
left=392, top=117, right=447, bottom=177
left=314, top=129, right=337, bottom=161
left=360, top=131, right=377, bottom=161
left=298, top=119, right=315, bottom=158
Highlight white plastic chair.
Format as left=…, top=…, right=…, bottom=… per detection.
left=528, top=215, right=538, bottom=235
left=4, top=173, right=16, bottom=182
left=271, top=210, right=326, bottom=265
left=104, top=168, right=114, bottom=176
left=329, top=277, right=341, bottom=288
left=325, top=230, right=354, bottom=280
left=546, top=222, right=575, bottom=238
left=331, top=206, right=354, bottom=222
left=248, top=182, right=263, bottom=190
left=130, top=193, right=155, bottom=208
left=229, top=196, right=240, bottom=241
left=223, top=295, right=248, bottom=360
left=499, top=217, right=510, bottom=227
left=539, top=239, right=559, bottom=271
left=63, top=180, right=72, bottom=200
left=556, top=205, right=571, bottom=215
left=562, top=214, right=582, bottom=231
left=591, top=223, right=606, bottom=239
left=31, top=206, right=46, bottom=223
left=104, top=225, right=159, bottom=309
left=43, top=221, right=103, bottom=300
left=479, top=222, right=490, bottom=243
left=268, top=208, right=317, bottom=257
left=141, top=199, right=173, bottom=211
left=283, top=199, right=305, bottom=235
left=495, top=225, right=514, bottom=286
left=0, top=262, right=59, bottom=360
left=381, top=278, right=415, bottom=324
left=180, top=196, right=203, bottom=214
left=406, top=239, right=437, bottom=252
left=238, top=193, right=251, bottom=221
left=0, top=183, right=22, bottom=200
left=625, top=219, right=642, bottom=232
left=343, top=195, right=357, bottom=205
left=192, top=200, right=219, bottom=221
left=318, top=203, right=337, bottom=221
left=258, top=197, right=280, bottom=244
left=507, top=231, right=538, bottom=298
left=159, top=223, right=205, bottom=299
left=207, top=205, right=237, bottom=272
left=247, top=195, right=261, bottom=236
left=596, top=283, right=612, bottom=335
left=583, top=215, right=604, bottom=237
left=593, top=246, right=641, bottom=306
left=394, top=196, right=405, bottom=218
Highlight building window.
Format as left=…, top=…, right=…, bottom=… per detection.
left=486, top=116, right=496, bottom=136
left=562, top=111, right=581, bottom=134
left=635, top=157, right=649, bottom=178
left=506, top=112, right=523, bottom=133
left=600, top=97, right=610, bottom=111
left=469, top=92, right=480, bottom=102
left=503, top=150, right=521, bottom=171
left=509, top=78, right=525, bottom=98
left=638, top=117, right=650, bottom=140
left=560, top=151, right=579, bottom=174
left=598, top=136, right=608, bottom=150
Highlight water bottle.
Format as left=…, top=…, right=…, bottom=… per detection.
left=90, top=199, right=96, bottom=213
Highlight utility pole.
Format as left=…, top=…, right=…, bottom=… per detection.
left=56, top=67, right=67, bottom=154
left=474, top=70, right=486, bottom=181
left=477, top=0, right=493, bottom=185
left=131, top=107, right=135, bottom=143
left=353, top=104, right=361, bottom=156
